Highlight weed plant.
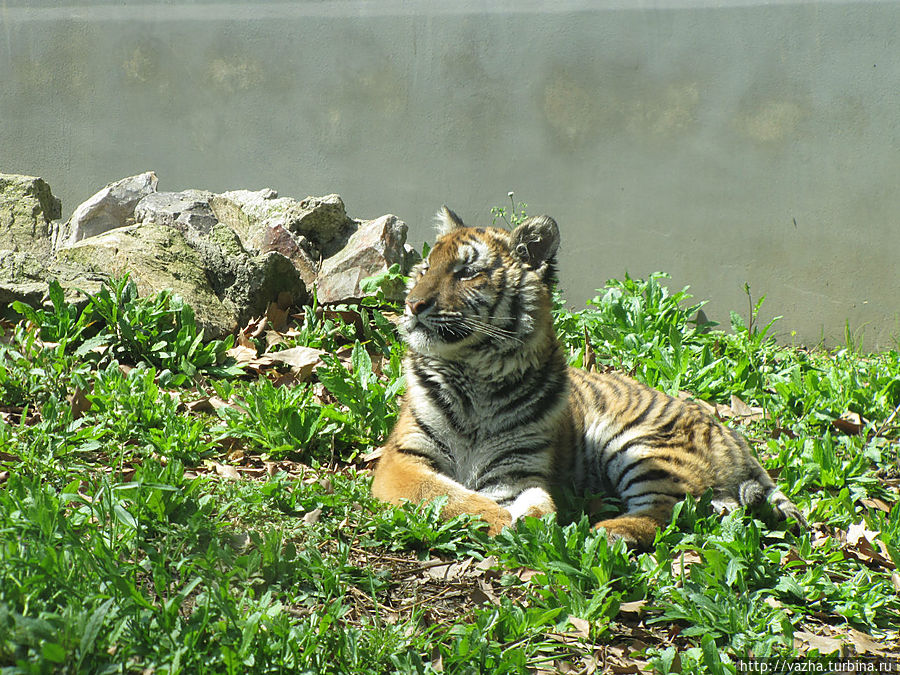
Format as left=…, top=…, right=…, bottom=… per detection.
left=0, top=269, right=897, bottom=673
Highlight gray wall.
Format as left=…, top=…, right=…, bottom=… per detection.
left=3, top=1, right=899, bottom=348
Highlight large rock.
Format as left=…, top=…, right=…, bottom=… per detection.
left=56, top=222, right=306, bottom=339
left=0, top=249, right=108, bottom=312
left=2, top=175, right=418, bottom=332
left=212, top=191, right=352, bottom=252
left=0, top=173, right=61, bottom=255
left=57, top=171, right=158, bottom=248
left=209, top=189, right=325, bottom=286
left=291, top=194, right=356, bottom=255
left=315, top=214, right=416, bottom=304
left=0, top=250, right=47, bottom=306
left=135, top=189, right=218, bottom=233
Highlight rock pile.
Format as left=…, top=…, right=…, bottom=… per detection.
left=0, top=172, right=418, bottom=338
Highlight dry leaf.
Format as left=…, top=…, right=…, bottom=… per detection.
left=794, top=630, right=842, bottom=655
left=213, top=462, right=240, bottom=480
left=891, top=572, right=900, bottom=593
left=302, top=507, right=322, bottom=525
left=267, top=346, right=325, bottom=380
left=469, top=583, right=498, bottom=606
left=184, top=397, right=213, bottom=413
left=227, top=345, right=260, bottom=364
left=781, top=548, right=805, bottom=567
left=832, top=412, right=864, bottom=435
left=430, top=644, right=444, bottom=673
left=271, top=371, right=301, bottom=388
left=671, top=550, right=703, bottom=577
left=67, top=387, right=91, bottom=419
left=424, top=558, right=473, bottom=581
left=514, top=567, right=540, bottom=583
left=266, top=302, right=289, bottom=332
left=474, top=556, right=499, bottom=572
left=845, top=521, right=879, bottom=547
left=239, top=316, right=267, bottom=345
left=848, top=535, right=896, bottom=570
left=324, top=308, right=364, bottom=335
left=847, top=627, right=885, bottom=655
left=618, top=600, right=647, bottom=616
left=729, top=394, right=753, bottom=416
left=567, top=615, right=591, bottom=638
left=860, top=497, right=891, bottom=513
left=361, top=447, right=384, bottom=464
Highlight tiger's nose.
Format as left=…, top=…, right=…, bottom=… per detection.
left=406, top=297, right=434, bottom=316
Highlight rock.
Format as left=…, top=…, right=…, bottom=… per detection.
left=2, top=177, right=418, bottom=335
left=210, top=190, right=354, bottom=251
left=134, top=189, right=218, bottom=234
left=58, top=171, right=158, bottom=247
left=208, top=189, right=279, bottom=248
left=56, top=222, right=306, bottom=339
left=315, top=214, right=414, bottom=304
left=290, top=194, right=355, bottom=254
left=209, top=189, right=352, bottom=286
left=197, top=223, right=308, bottom=329
left=0, top=249, right=108, bottom=313
left=0, top=250, right=47, bottom=306
left=57, top=224, right=231, bottom=336
left=258, top=222, right=319, bottom=287
left=0, top=173, right=62, bottom=255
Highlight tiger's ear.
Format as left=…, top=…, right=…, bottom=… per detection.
left=435, top=206, right=467, bottom=235
left=510, top=215, right=560, bottom=269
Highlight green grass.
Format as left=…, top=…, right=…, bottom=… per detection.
left=1, top=271, right=898, bottom=674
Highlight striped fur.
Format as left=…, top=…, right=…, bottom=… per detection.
left=371, top=208, right=806, bottom=548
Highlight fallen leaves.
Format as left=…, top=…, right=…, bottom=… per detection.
left=842, top=521, right=895, bottom=570
left=832, top=411, right=865, bottom=436
left=209, top=461, right=240, bottom=480
left=794, top=630, right=843, bottom=655
left=671, top=550, right=704, bottom=580
left=678, top=392, right=768, bottom=424
left=793, top=624, right=896, bottom=657
left=228, top=315, right=326, bottom=379
left=67, top=387, right=91, bottom=419
left=301, top=506, right=322, bottom=525
left=226, top=343, right=325, bottom=380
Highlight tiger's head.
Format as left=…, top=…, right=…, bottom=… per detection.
left=402, top=206, right=560, bottom=360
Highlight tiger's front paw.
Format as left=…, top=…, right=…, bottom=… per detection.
left=464, top=494, right=512, bottom=536
left=483, top=508, right=512, bottom=536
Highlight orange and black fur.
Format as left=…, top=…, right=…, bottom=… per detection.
left=371, top=208, right=805, bottom=548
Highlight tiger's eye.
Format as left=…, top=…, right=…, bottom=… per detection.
left=456, top=265, right=478, bottom=280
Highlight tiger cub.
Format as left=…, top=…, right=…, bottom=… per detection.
left=371, top=207, right=805, bottom=548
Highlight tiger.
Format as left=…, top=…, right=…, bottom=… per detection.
left=371, top=207, right=806, bottom=548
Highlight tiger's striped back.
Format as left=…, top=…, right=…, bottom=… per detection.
left=371, top=208, right=805, bottom=547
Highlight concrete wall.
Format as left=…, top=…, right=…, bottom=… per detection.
left=2, top=1, right=898, bottom=348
